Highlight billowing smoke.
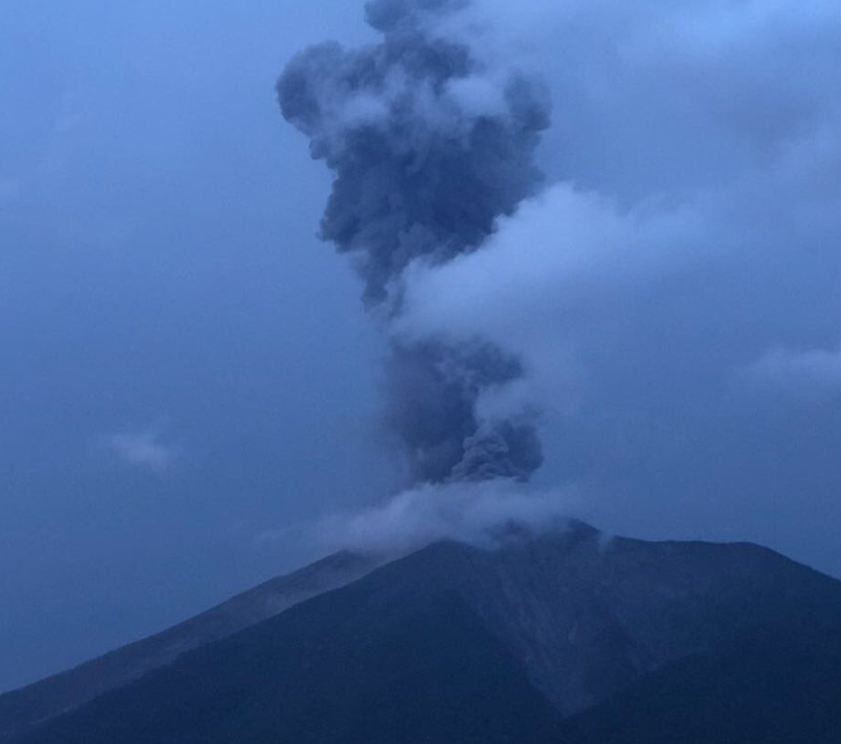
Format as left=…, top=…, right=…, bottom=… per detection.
left=274, top=0, right=841, bottom=574
left=279, top=0, right=549, bottom=484
left=393, top=0, right=841, bottom=569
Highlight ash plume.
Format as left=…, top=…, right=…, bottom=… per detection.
left=278, top=0, right=550, bottom=484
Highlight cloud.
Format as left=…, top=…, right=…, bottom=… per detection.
left=279, top=0, right=550, bottom=485
left=743, top=345, right=841, bottom=400
left=362, top=0, right=841, bottom=565
left=399, top=182, right=700, bottom=382
left=271, top=0, right=841, bottom=573
left=312, top=480, right=578, bottom=556
left=104, top=431, right=176, bottom=475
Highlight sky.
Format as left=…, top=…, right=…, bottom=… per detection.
left=0, top=0, right=395, bottom=692
left=1, top=0, right=840, bottom=693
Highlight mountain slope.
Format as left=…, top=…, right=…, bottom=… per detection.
left=11, top=525, right=841, bottom=744
left=14, top=544, right=565, bottom=744
left=0, top=550, right=380, bottom=743
left=564, top=610, right=841, bottom=743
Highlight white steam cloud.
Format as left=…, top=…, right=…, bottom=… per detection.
left=314, top=480, right=578, bottom=556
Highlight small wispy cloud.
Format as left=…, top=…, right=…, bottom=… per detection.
left=741, top=344, right=841, bottom=400
left=104, top=430, right=177, bottom=474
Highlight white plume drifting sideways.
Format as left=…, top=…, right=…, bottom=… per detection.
left=396, top=182, right=703, bottom=421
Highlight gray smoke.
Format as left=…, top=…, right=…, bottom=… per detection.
left=278, top=0, right=549, bottom=484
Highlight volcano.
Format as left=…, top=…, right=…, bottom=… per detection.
left=3, top=522, right=841, bottom=743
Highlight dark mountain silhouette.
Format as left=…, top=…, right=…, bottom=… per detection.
left=563, top=608, right=841, bottom=743
left=6, top=524, right=841, bottom=743
left=0, top=551, right=380, bottom=743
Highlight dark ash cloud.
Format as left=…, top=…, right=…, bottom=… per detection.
left=384, top=340, right=543, bottom=483
left=279, top=0, right=549, bottom=484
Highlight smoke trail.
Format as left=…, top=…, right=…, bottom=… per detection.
left=278, top=0, right=550, bottom=484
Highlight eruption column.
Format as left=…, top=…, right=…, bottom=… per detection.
left=279, top=0, right=550, bottom=484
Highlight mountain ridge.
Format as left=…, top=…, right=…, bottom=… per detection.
left=7, top=522, right=841, bottom=743
left=0, top=549, right=382, bottom=744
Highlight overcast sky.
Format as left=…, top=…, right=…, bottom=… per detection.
left=0, top=0, right=396, bottom=692
left=2, top=0, right=840, bottom=693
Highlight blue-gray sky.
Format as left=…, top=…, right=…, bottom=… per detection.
left=2, top=0, right=841, bottom=694
left=0, top=0, right=396, bottom=692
